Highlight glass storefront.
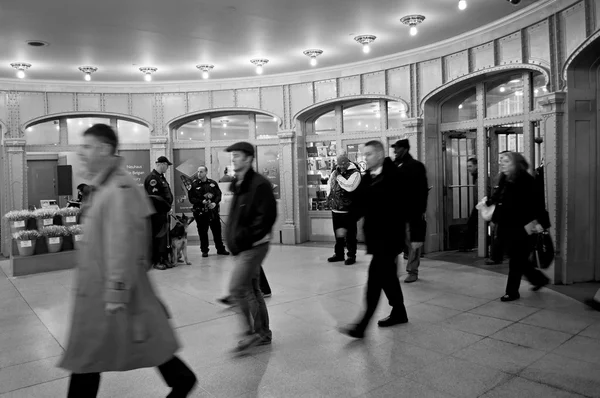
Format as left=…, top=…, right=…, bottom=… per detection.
left=485, top=74, right=525, bottom=118
left=441, top=87, right=477, bottom=123
left=342, top=102, right=381, bottom=133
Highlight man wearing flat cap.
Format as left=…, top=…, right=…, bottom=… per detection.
left=145, top=156, right=174, bottom=270
left=392, top=139, right=429, bottom=283
left=224, top=142, right=277, bottom=354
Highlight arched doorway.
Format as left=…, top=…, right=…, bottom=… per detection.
left=564, top=33, right=600, bottom=282
left=422, top=66, right=549, bottom=256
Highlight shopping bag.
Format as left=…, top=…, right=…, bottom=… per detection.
left=530, top=230, right=555, bottom=269
left=476, top=197, right=495, bottom=221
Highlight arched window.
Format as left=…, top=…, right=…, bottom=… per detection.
left=485, top=74, right=525, bottom=118
left=532, top=73, right=548, bottom=111
left=388, top=101, right=408, bottom=129
left=176, top=119, right=206, bottom=141
left=66, top=117, right=111, bottom=145
left=25, top=120, right=60, bottom=145
left=211, top=114, right=250, bottom=141
left=342, top=101, right=381, bottom=133
left=173, top=111, right=278, bottom=141
left=314, top=110, right=335, bottom=134
left=441, top=87, right=477, bottom=123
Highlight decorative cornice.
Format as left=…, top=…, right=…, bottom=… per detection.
left=561, top=27, right=600, bottom=82
left=277, top=130, right=295, bottom=141
left=150, top=137, right=169, bottom=144
left=3, top=138, right=26, bottom=147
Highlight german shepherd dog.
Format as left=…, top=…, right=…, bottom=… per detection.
left=169, top=213, right=195, bottom=265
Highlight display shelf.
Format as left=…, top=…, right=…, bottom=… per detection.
left=307, top=140, right=337, bottom=212
left=10, top=250, right=77, bottom=276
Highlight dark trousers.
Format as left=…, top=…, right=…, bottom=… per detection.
left=466, top=207, right=478, bottom=249
left=194, top=212, right=226, bottom=253
left=332, top=212, right=357, bottom=258
left=489, top=222, right=504, bottom=262
left=259, top=266, right=271, bottom=295
left=503, top=227, right=548, bottom=296
left=357, top=253, right=407, bottom=331
left=67, top=356, right=196, bottom=398
left=151, top=212, right=169, bottom=264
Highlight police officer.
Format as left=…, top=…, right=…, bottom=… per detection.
left=145, top=156, right=174, bottom=270
left=188, top=166, right=229, bottom=257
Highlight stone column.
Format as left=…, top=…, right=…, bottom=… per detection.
left=278, top=129, right=296, bottom=244
left=539, top=92, right=566, bottom=284
left=2, top=139, right=27, bottom=256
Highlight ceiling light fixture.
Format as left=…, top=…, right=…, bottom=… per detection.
left=139, top=66, right=157, bottom=82
left=11, top=62, right=31, bottom=79
left=458, top=0, right=467, bottom=10
left=250, top=59, right=269, bottom=75
left=221, top=119, right=229, bottom=128
left=400, top=15, right=425, bottom=36
left=303, top=49, right=323, bottom=66
left=78, top=66, right=97, bottom=82
left=196, top=64, right=214, bottom=79
left=499, top=86, right=506, bottom=93
left=354, top=35, right=376, bottom=53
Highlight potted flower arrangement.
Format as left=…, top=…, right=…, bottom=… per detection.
left=40, top=225, right=69, bottom=253
left=4, top=210, right=35, bottom=234
left=68, top=225, right=83, bottom=250
left=13, top=229, right=41, bottom=257
left=33, top=208, right=58, bottom=230
left=58, top=207, right=80, bottom=226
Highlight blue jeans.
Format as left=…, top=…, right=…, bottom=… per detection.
left=229, top=243, right=272, bottom=340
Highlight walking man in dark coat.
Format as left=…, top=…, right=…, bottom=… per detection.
left=339, top=140, right=419, bottom=338
left=392, top=139, right=429, bottom=283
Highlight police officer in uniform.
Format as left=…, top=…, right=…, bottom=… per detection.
left=188, top=166, right=229, bottom=257
left=145, top=156, right=174, bottom=270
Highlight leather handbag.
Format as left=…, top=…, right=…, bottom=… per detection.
left=530, top=230, right=555, bottom=269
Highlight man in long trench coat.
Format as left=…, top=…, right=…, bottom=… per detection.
left=58, top=124, right=197, bottom=397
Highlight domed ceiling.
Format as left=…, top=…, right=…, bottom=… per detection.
left=0, top=0, right=541, bottom=82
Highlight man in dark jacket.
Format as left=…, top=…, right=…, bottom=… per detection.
left=144, top=156, right=174, bottom=270
left=392, top=139, right=428, bottom=283
left=225, top=142, right=277, bottom=353
left=188, top=166, right=229, bottom=257
left=339, top=140, right=415, bottom=339
left=327, top=153, right=361, bottom=265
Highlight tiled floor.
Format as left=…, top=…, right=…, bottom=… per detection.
left=1, top=245, right=599, bottom=398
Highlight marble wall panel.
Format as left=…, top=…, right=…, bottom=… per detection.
left=104, top=94, right=129, bottom=114
left=47, top=93, right=75, bottom=114
left=18, top=92, right=45, bottom=124
left=0, top=92, right=7, bottom=125
left=236, top=88, right=260, bottom=109
left=387, top=66, right=411, bottom=103
left=527, top=20, right=551, bottom=67
left=212, top=90, right=235, bottom=108
left=290, top=83, right=314, bottom=118
left=444, top=51, right=469, bottom=82
left=339, top=75, right=361, bottom=97
left=560, top=1, right=587, bottom=61
left=131, top=94, right=154, bottom=123
left=162, top=93, right=186, bottom=125
left=315, top=79, right=337, bottom=102
left=261, top=86, right=284, bottom=117
left=418, top=59, right=443, bottom=102
left=471, top=42, right=495, bottom=71
left=498, top=32, right=522, bottom=64
left=362, top=71, right=386, bottom=95
left=76, top=93, right=101, bottom=112
left=188, top=92, right=211, bottom=113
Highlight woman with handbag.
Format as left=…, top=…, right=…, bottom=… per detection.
left=486, top=152, right=550, bottom=302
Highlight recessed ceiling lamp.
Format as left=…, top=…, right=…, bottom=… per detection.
left=354, top=35, right=376, bottom=53
left=303, top=49, right=323, bottom=66
left=11, top=62, right=31, bottom=79
left=78, top=66, right=97, bottom=81
left=400, top=15, right=425, bottom=36
left=250, top=59, right=269, bottom=75
left=196, top=64, right=214, bottom=79
left=458, top=0, right=467, bottom=10
left=221, top=119, right=229, bottom=128
left=139, top=66, right=157, bottom=82
left=499, top=86, right=506, bottom=93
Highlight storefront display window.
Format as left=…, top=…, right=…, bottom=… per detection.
left=314, top=110, right=336, bottom=134
left=176, top=119, right=206, bottom=141
left=256, top=114, right=279, bottom=139
left=172, top=149, right=206, bottom=214
left=441, top=87, right=477, bottom=123
left=307, top=141, right=337, bottom=211
left=67, top=117, right=111, bottom=145
left=211, top=114, right=250, bottom=141
left=532, top=73, right=548, bottom=111
left=388, top=101, right=408, bottom=129
left=256, top=146, right=281, bottom=199
left=117, top=120, right=151, bottom=143
left=485, top=74, right=524, bottom=118
left=345, top=143, right=367, bottom=172
left=343, top=102, right=380, bottom=133
left=25, top=120, right=60, bottom=145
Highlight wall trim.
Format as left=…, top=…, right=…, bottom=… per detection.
left=166, top=107, right=282, bottom=129
left=561, top=27, right=600, bottom=81
left=21, top=111, right=154, bottom=133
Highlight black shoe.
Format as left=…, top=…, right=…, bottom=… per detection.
left=217, top=296, right=235, bottom=306
left=500, top=294, right=520, bottom=302
left=263, top=293, right=272, bottom=298
left=164, top=261, right=175, bottom=269
left=345, top=257, right=356, bottom=265
left=377, top=315, right=408, bottom=328
left=531, top=278, right=549, bottom=292
left=328, top=255, right=344, bottom=263
left=584, top=299, right=600, bottom=311
left=217, top=250, right=230, bottom=255
left=338, top=325, right=365, bottom=339
left=202, top=253, right=208, bottom=258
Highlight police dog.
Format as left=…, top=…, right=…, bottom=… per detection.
left=169, top=213, right=194, bottom=265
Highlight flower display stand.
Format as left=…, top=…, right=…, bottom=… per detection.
left=10, top=235, right=77, bottom=277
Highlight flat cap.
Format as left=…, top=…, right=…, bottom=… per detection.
left=225, top=142, right=255, bottom=157
left=391, top=139, right=410, bottom=149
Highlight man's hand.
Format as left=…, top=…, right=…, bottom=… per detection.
left=105, top=303, right=126, bottom=315
left=208, top=203, right=216, bottom=210
left=411, top=242, right=423, bottom=250
left=335, top=228, right=347, bottom=238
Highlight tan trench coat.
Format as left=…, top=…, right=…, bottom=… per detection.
left=59, top=157, right=179, bottom=374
